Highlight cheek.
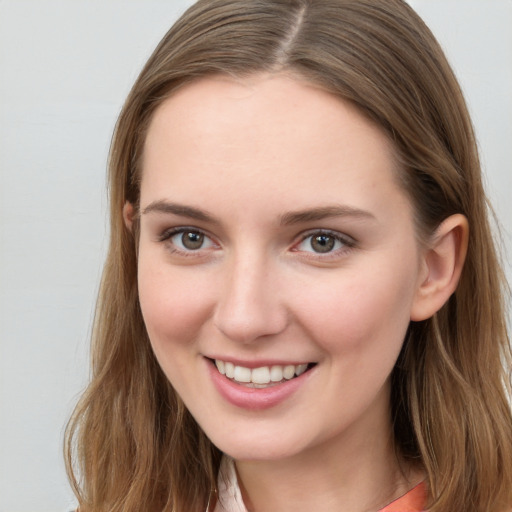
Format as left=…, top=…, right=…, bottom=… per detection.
left=292, top=260, right=417, bottom=357
left=137, top=259, right=214, bottom=348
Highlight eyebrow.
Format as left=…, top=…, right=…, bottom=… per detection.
left=142, top=200, right=217, bottom=222
left=141, top=200, right=375, bottom=225
left=280, top=205, right=375, bottom=225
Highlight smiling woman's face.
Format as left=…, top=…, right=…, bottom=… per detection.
left=135, top=74, right=427, bottom=462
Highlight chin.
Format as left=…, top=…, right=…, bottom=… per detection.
left=207, top=429, right=309, bottom=462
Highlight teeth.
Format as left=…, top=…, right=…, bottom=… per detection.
left=251, top=366, right=271, bottom=384
left=225, top=361, right=235, bottom=379
left=214, top=360, right=311, bottom=385
left=215, top=360, right=225, bottom=375
left=295, top=363, right=308, bottom=376
left=283, top=365, right=295, bottom=380
left=233, top=366, right=251, bottom=383
left=270, top=365, right=283, bottom=382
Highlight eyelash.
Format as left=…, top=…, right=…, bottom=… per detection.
left=157, top=227, right=356, bottom=259
left=293, top=229, right=356, bottom=259
left=158, top=227, right=218, bottom=257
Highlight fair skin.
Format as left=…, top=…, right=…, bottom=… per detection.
left=125, top=74, right=467, bottom=512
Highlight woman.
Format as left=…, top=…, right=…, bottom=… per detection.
left=65, top=1, right=512, bottom=511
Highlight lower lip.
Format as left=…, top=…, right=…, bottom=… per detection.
left=207, top=360, right=313, bottom=411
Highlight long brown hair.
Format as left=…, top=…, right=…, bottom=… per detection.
left=65, top=1, right=512, bottom=510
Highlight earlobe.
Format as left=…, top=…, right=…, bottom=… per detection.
left=410, top=214, right=469, bottom=321
left=123, top=201, right=135, bottom=232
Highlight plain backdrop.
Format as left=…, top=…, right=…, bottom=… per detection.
left=0, top=1, right=511, bottom=511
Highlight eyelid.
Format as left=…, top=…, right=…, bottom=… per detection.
left=292, top=229, right=356, bottom=256
left=157, top=226, right=219, bottom=255
left=156, top=226, right=355, bottom=259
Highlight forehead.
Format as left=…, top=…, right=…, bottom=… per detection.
left=140, top=73, right=407, bottom=217
left=144, top=73, right=395, bottom=159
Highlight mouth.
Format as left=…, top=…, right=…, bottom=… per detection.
left=210, top=358, right=317, bottom=388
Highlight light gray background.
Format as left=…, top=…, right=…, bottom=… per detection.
left=0, top=1, right=511, bottom=510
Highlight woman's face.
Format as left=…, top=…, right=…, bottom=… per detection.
left=136, top=74, right=427, bottom=462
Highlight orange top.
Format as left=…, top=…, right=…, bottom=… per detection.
left=379, top=481, right=427, bottom=512
left=214, top=457, right=428, bottom=512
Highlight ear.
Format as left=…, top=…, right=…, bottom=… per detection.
left=123, top=201, right=135, bottom=232
left=410, top=214, right=469, bottom=321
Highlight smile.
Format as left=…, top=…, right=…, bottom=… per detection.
left=207, top=358, right=317, bottom=410
left=214, top=359, right=313, bottom=387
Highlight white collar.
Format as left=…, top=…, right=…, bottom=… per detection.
left=213, top=457, right=248, bottom=512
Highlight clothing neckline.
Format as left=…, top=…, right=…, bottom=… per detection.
left=213, top=457, right=426, bottom=512
left=379, top=480, right=426, bottom=511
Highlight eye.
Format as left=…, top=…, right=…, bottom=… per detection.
left=159, top=228, right=216, bottom=253
left=295, top=231, right=353, bottom=254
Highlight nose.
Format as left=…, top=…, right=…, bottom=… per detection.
left=213, top=251, right=288, bottom=344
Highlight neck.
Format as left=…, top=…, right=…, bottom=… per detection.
left=234, top=394, right=421, bottom=512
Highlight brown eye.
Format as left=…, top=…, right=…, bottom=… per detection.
left=310, top=234, right=335, bottom=253
left=295, top=231, right=352, bottom=256
left=161, top=228, right=216, bottom=255
left=181, top=231, right=204, bottom=250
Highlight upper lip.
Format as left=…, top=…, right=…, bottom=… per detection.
left=205, top=356, right=314, bottom=369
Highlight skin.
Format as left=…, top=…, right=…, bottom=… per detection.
left=127, top=74, right=467, bottom=512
